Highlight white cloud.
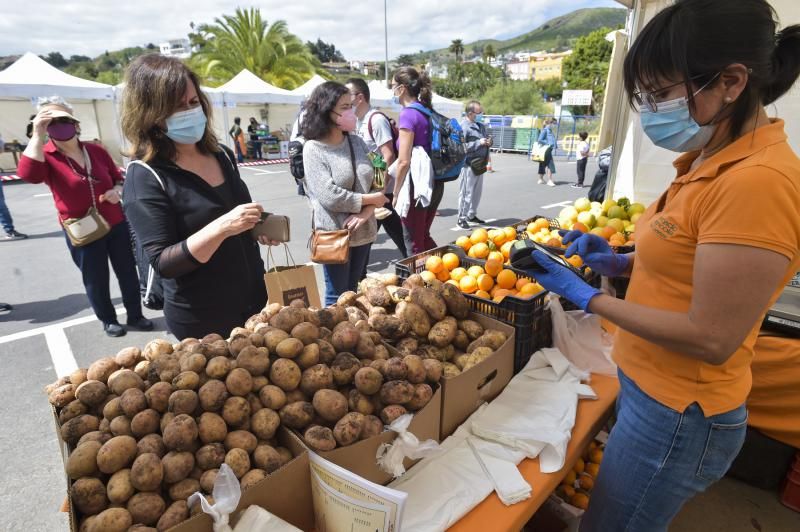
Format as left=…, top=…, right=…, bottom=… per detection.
left=0, top=0, right=622, bottom=60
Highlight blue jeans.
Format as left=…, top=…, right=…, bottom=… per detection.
left=580, top=370, right=747, bottom=532
left=0, top=182, right=15, bottom=233
left=64, top=221, right=144, bottom=325
left=322, top=244, right=372, bottom=307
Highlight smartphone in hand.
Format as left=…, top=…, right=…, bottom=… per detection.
left=252, top=212, right=290, bottom=242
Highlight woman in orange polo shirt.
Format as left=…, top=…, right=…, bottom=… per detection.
left=527, top=1, right=800, bottom=530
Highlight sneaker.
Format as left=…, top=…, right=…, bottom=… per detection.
left=547, top=181, right=556, bottom=187
left=127, top=317, right=154, bottom=331
left=571, top=183, right=583, bottom=188
left=104, top=323, right=126, bottom=337
left=468, top=216, right=486, bottom=224
left=457, top=218, right=470, bottom=229
left=0, top=303, right=12, bottom=312
left=537, top=178, right=545, bottom=185
left=1, top=230, right=27, bottom=241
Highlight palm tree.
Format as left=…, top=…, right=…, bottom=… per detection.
left=449, top=39, right=465, bottom=63
left=483, top=44, right=496, bottom=63
left=191, top=7, right=320, bottom=89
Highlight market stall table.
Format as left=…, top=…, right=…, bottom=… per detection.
left=449, top=373, right=620, bottom=531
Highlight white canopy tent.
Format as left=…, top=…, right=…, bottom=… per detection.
left=290, top=74, right=328, bottom=98
left=0, top=53, right=121, bottom=166
left=365, top=79, right=463, bottom=118
left=216, top=69, right=301, bottom=105
left=604, top=0, right=800, bottom=204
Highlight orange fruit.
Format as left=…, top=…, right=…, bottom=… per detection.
left=492, top=289, right=513, bottom=303
left=570, top=492, right=590, bottom=511
left=589, top=449, right=604, bottom=464
left=492, top=232, right=507, bottom=248
left=471, top=242, right=490, bottom=259
left=420, top=271, right=436, bottom=283
left=446, top=279, right=460, bottom=288
left=459, top=275, right=478, bottom=294
left=557, top=484, right=576, bottom=500
left=467, top=265, right=485, bottom=278
left=533, top=218, right=550, bottom=233
left=519, top=282, right=544, bottom=298
left=425, top=256, right=444, bottom=274
left=436, top=268, right=451, bottom=282
left=546, top=237, right=563, bottom=249
left=566, top=254, right=584, bottom=268
left=578, top=474, right=594, bottom=491
left=500, top=241, right=514, bottom=260
left=585, top=462, right=600, bottom=478
left=484, top=258, right=503, bottom=278
left=450, top=267, right=468, bottom=281
left=516, top=277, right=531, bottom=290
left=456, top=235, right=472, bottom=252
left=477, top=274, right=494, bottom=292
left=475, top=289, right=491, bottom=299
left=572, top=222, right=589, bottom=233
left=503, top=226, right=517, bottom=241
left=573, top=458, right=585, bottom=475
left=488, top=251, right=505, bottom=264
left=600, top=226, right=616, bottom=240
left=563, top=470, right=577, bottom=486
left=442, top=252, right=460, bottom=271
left=470, top=228, right=489, bottom=245
left=496, top=269, right=517, bottom=289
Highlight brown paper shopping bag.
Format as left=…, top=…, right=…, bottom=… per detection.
left=264, top=245, right=322, bottom=308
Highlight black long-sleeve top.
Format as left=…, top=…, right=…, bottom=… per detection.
left=123, top=147, right=266, bottom=340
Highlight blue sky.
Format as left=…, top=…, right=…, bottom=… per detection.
left=1, top=0, right=623, bottom=60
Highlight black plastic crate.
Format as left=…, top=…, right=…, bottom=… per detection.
left=395, top=247, right=550, bottom=373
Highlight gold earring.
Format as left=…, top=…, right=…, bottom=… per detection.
left=724, top=97, right=732, bottom=103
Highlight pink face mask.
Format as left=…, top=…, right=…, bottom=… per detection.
left=334, top=109, right=357, bottom=132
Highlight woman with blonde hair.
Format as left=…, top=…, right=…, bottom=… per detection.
left=17, top=96, right=150, bottom=337
left=120, top=54, right=271, bottom=340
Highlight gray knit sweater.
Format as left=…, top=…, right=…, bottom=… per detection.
left=303, top=135, right=377, bottom=247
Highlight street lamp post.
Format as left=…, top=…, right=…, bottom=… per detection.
left=384, top=0, right=389, bottom=85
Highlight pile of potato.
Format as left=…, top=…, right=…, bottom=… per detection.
left=46, top=333, right=296, bottom=532
left=45, top=272, right=507, bottom=531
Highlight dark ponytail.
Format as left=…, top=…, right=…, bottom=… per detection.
left=624, top=0, right=800, bottom=142
left=763, top=24, right=800, bottom=105
left=393, top=67, right=433, bottom=109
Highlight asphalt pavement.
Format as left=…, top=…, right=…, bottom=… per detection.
left=0, top=152, right=597, bottom=530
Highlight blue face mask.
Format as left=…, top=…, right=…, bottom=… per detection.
left=474, top=113, right=485, bottom=124
left=638, top=76, right=723, bottom=152
left=391, top=95, right=400, bottom=106
left=165, top=106, right=207, bottom=145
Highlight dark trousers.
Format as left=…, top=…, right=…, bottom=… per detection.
left=65, top=221, right=143, bottom=325
left=0, top=182, right=15, bottom=233
left=576, top=158, right=588, bottom=185
left=401, top=181, right=443, bottom=255
left=323, top=244, right=372, bottom=306
left=252, top=141, right=263, bottom=159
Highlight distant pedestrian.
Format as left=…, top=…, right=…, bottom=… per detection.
left=17, top=96, right=151, bottom=337
left=537, top=118, right=557, bottom=186
left=26, top=114, right=35, bottom=139
left=457, top=100, right=491, bottom=229
left=229, top=117, right=245, bottom=163
left=0, top=132, right=27, bottom=241
left=573, top=131, right=590, bottom=188
left=247, top=117, right=263, bottom=159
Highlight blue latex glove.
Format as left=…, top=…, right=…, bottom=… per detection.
left=560, top=230, right=630, bottom=277
left=529, top=250, right=601, bottom=312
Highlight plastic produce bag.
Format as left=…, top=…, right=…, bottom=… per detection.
left=232, top=505, right=302, bottom=532
left=549, top=296, right=617, bottom=376
left=376, top=413, right=441, bottom=478
left=187, top=464, right=242, bottom=532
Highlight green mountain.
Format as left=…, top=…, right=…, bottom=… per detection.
left=420, top=7, right=626, bottom=61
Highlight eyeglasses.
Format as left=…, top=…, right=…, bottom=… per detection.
left=633, top=73, right=718, bottom=112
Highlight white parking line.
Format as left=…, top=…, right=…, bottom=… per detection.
left=540, top=200, right=572, bottom=210
left=34, top=193, right=53, bottom=197
left=249, top=169, right=288, bottom=175
left=44, top=328, right=78, bottom=377
left=449, top=218, right=498, bottom=231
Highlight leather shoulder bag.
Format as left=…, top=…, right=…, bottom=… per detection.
left=309, top=136, right=359, bottom=264
left=61, top=146, right=111, bottom=247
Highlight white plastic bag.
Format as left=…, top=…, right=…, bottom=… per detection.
left=549, top=295, right=617, bottom=376
left=232, top=505, right=302, bottom=532
left=187, top=464, right=242, bottom=532
left=376, top=413, right=441, bottom=478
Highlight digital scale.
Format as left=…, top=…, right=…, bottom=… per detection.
left=763, top=272, right=800, bottom=337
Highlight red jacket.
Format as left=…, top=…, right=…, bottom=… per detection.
left=17, top=141, right=125, bottom=226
